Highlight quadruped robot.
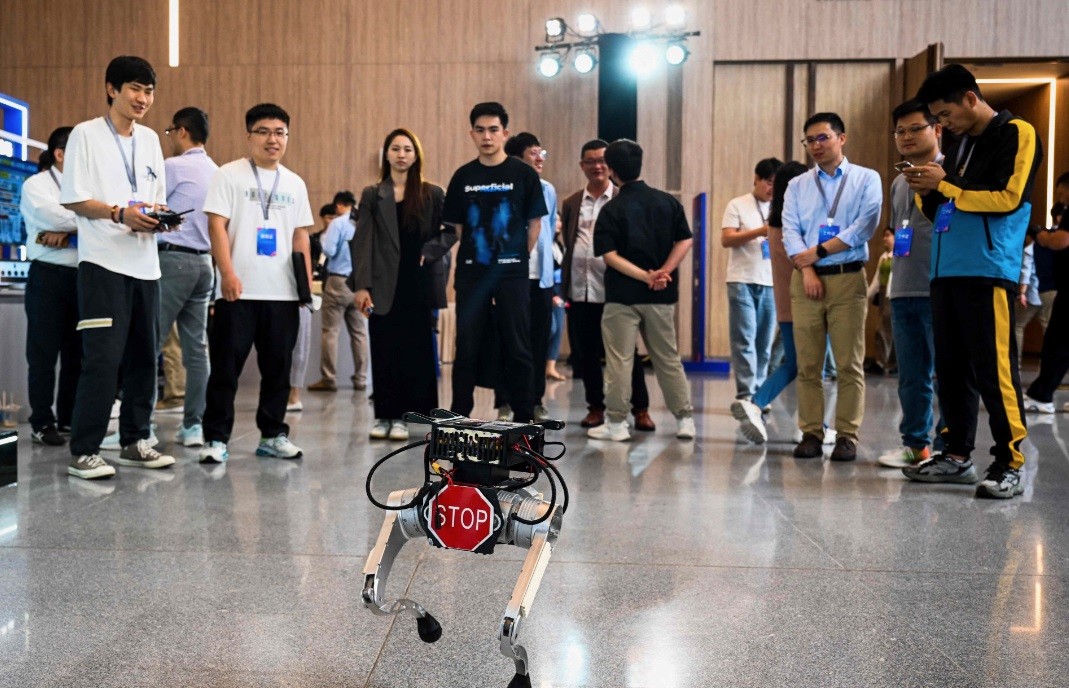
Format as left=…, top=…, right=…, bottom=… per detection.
left=362, top=409, right=569, bottom=688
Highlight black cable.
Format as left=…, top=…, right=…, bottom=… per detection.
left=510, top=452, right=557, bottom=525
left=365, top=439, right=433, bottom=511
left=542, top=441, right=566, bottom=460
left=515, top=446, right=570, bottom=515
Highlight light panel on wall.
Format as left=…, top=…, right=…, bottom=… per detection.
left=169, top=0, right=180, bottom=67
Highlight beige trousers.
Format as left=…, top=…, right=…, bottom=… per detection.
left=161, top=324, right=185, bottom=401
left=320, top=275, right=368, bottom=385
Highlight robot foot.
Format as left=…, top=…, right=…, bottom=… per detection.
left=417, top=613, right=442, bottom=643
left=507, top=672, right=533, bottom=688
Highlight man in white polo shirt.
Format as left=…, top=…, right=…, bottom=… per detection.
left=60, top=55, right=176, bottom=480
left=198, top=103, right=314, bottom=464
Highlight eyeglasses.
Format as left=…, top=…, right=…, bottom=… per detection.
left=580, top=157, right=606, bottom=167
left=801, top=133, right=838, bottom=147
left=893, top=124, right=933, bottom=138
left=163, top=125, right=180, bottom=135
left=529, top=148, right=548, bottom=161
left=250, top=128, right=289, bottom=139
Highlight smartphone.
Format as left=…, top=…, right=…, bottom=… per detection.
left=893, top=160, right=914, bottom=172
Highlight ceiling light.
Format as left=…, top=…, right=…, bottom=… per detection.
left=576, top=13, right=598, bottom=34
left=665, top=43, right=690, bottom=66
left=545, top=17, right=566, bottom=42
left=574, top=50, right=597, bottom=74
left=631, top=7, right=652, bottom=30
left=629, top=41, right=660, bottom=76
left=665, top=5, right=685, bottom=28
left=539, top=53, right=563, bottom=78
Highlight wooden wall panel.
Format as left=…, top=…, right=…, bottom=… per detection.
left=0, top=0, right=87, bottom=68
left=1000, top=85, right=1051, bottom=229
left=180, top=0, right=261, bottom=66
left=901, top=0, right=999, bottom=59
left=804, top=1, right=899, bottom=60
left=1058, top=78, right=1069, bottom=187
left=713, top=0, right=798, bottom=62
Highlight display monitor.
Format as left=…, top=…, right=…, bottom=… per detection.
left=0, top=155, right=37, bottom=245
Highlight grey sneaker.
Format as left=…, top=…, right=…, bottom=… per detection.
left=256, top=434, right=303, bottom=459
left=68, top=454, right=116, bottom=480
left=198, top=440, right=229, bottom=464
left=903, top=453, right=978, bottom=484
left=117, top=439, right=176, bottom=469
left=370, top=419, right=390, bottom=439
left=976, top=465, right=1025, bottom=499
left=730, top=399, right=767, bottom=444
left=534, top=405, right=550, bottom=422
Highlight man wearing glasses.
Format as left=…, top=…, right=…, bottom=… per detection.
left=877, top=100, right=945, bottom=470
left=154, top=107, right=218, bottom=448
left=560, top=139, right=653, bottom=432
left=198, top=103, right=314, bottom=463
left=782, top=112, right=882, bottom=462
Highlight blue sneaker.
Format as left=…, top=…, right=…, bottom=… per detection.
left=175, top=424, right=204, bottom=447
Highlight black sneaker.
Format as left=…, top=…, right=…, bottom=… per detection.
left=793, top=433, right=824, bottom=459
left=31, top=424, right=66, bottom=446
left=57, top=425, right=72, bottom=436
left=902, top=453, right=978, bottom=484
left=976, top=464, right=1024, bottom=499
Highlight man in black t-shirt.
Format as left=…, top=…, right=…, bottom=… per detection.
left=592, top=139, right=696, bottom=441
left=442, top=102, right=548, bottom=423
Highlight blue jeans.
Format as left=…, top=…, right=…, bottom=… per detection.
left=890, top=297, right=944, bottom=450
left=727, top=282, right=777, bottom=399
left=753, top=322, right=797, bottom=409
left=156, top=251, right=213, bottom=428
left=547, top=301, right=565, bottom=361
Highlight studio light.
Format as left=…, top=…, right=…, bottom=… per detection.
left=629, top=41, right=660, bottom=76
left=576, top=13, right=598, bottom=34
left=665, top=42, right=689, bottom=66
left=665, top=5, right=686, bottom=28
left=539, top=52, right=564, bottom=78
left=574, top=50, right=597, bottom=74
left=631, top=7, right=652, bottom=31
left=545, top=17, right=566, bottom=42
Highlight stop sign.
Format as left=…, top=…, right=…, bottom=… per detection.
left=425, top=484, right=499, bottom=552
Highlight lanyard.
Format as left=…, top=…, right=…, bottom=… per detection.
left=249, top=159, right=281, bottom=222
left=895, top=179, right=913, bottom=228
left=103, top=116, right=137, bottom=194
left=48, top=169, right=61, bottom=190
left=813, top=168, right=849, bottom=221
left=956, top=138, right=977, bottom=177
left=753, top=194, right=767, bottom=225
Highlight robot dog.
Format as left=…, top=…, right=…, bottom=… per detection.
left=362, top=409, right=568, bottom=688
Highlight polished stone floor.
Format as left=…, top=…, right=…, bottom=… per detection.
left=2, top=367, right=1068, bottom=688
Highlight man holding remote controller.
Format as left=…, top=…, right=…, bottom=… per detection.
left=60, top=55, right=179, bottom=480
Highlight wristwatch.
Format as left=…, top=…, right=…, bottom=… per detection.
left=815, top=243, right=829, bottom=259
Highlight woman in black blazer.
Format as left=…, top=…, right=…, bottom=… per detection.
left=350, top=128, right=454, bottom=440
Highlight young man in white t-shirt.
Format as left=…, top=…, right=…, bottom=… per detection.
left=198, top=103, right=314, bottom=463
left=60, top=55, right=176, bottom=480
left=721, top=158, right=782, bottom=406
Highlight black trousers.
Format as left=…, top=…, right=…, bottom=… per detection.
left=567, top=300, right=649, bottom=411
left=69, top=262, right=158, bottom=456
left=25, top=261, right=81, bottom=430
left=203, top=299, right=299, bottom=443
left=1027, top=289, right=1069, bottom=403
left=495, top=280, right=554, bottom=409
left=452, top=276, right=534, bottom=423
left=931, top=279, right=1027, bottom=469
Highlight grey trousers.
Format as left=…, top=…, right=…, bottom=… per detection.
left=290, top=306, right=311, bottom=388
left=320, top=275, right=368, bottom=385
left=156, top=251, right=213, bottom=428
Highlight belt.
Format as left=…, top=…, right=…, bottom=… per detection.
left=813, top=261, right=864, bottom=276
left=159, top=243, right=210, bottom=255
left=328, top=273, right=350, bottom=279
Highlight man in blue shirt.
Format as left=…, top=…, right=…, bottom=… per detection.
left=782, top=112, right=882, bottom=461
left=308, top=191, right=367, bottom=392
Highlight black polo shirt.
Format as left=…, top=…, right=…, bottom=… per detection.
left=593, top=180, right=692, bottom=305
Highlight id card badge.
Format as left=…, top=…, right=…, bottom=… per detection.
left=761, top=239, right=771, bottom=260
left=818, top=222, right=840, bottom=244
left=257, top=227, right=278, bottom=256
left=893, top=225, right=914, bottom=257
left=934, top=200, right=955, bottom=234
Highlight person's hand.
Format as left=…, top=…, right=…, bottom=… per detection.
left=793, top=247, right=818, bottom=269
left=906, top=162, right=945, bottom=192
left=122, top=202, right=160, bottom=232
left=39, top=231, right=69, bottom=248
left=220, top=271, right=242, bottom=301
left=551, top=295, right=564, bottom=307
left=646, top=269, right=671, bottom=291
left=802, top=268, right=824, bottom=300
left=1018, top=290, right=1028, bottom=307
left=354, top=288, right=374, bottom=315
left=758, top=224, right=770, bottom=238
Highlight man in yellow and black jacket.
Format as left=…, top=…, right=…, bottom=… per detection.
left=901, top=63, right=1042, bottom=500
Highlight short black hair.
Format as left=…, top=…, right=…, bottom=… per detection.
left=1056, top=172, right=1069, bottom=187
left=803, top=112, right=846, bottom=135
left=38, top=126, right=73, bottom=172
left=332, top=190, right=357, bottom=207
left=245, top=103, right=290, bottom=132
left=768, top=161, right=808, bottom=228
left=319, top=204, right=337, bottom=218
left=172, top=107, right=209, bottom=144
left=505, top=132, right=540, bottom=158
left=105, top=55, right=156, bottom=105
left=469, top=102, right=508, bottom=129
left=915, top=63, right=983, bottom=105
left=604, top=139, right=643, bottom=182
left=754, top=158, right=783, bottom=180
left=580, top=139, right=609, bottom=156
left=892, top=99, right=938, bottom=126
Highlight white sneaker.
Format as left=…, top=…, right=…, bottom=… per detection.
left=1024, top=395, right=1055, bottom=414
left=198, top=440, right=229, bottom=464
left=496, top=405, right=514, bottom=422
left=110, top=399, right=121, bottom=419
left=587, top=420, right=630, bottom=441
left=370, top=419, right=390, bottom=439
left=68, top=454, right=116, bottom=480
left=286, top=400, right=303, bottom=412
left=676, top=416, right=696, bottom=440
left=730, top=399, right=767, bottom=444
left=101, top=426, right=158, bottom=451
left=823, top=429, right=837, bottom=446
left=388, top=420, right=409, bottom=441
left=256, top=434, right=303, bottom=459
left=174, top=424, right=204, bottom=447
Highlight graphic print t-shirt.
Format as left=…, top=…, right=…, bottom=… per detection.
left=442, top=157, right=548, bottom=283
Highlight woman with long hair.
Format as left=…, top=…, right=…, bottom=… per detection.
left=351, top=128, right=455, bottom=440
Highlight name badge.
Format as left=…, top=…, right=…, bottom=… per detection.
left=257, top=227, right=278, bottom=256
left=934, top=201, right=955, bottom=234
left=761, top=239, right=771, bottom=260
left=893, top=227, right=913, bottom=257
left=818, top=224, right=840, bottom=244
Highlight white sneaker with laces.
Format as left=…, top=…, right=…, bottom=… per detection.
left=388, top=420, right=409, bottom=441
left=676, top=416, right=696, bottom=440
left=175, top=424, right=204, bottom=447
left=1024, top=395, right=1055, bottom=414
left=370, top=419, right=390, bottom=439
left=198, top=440, right=229, bottom=464
left=256, top=434, right=303, bottom=459
left=588, top=420, right=631, bottom=441
left=730, top=399, right=766, bottom=444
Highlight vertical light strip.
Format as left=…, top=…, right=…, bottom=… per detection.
left=168, top=0, right=180, bottom=67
